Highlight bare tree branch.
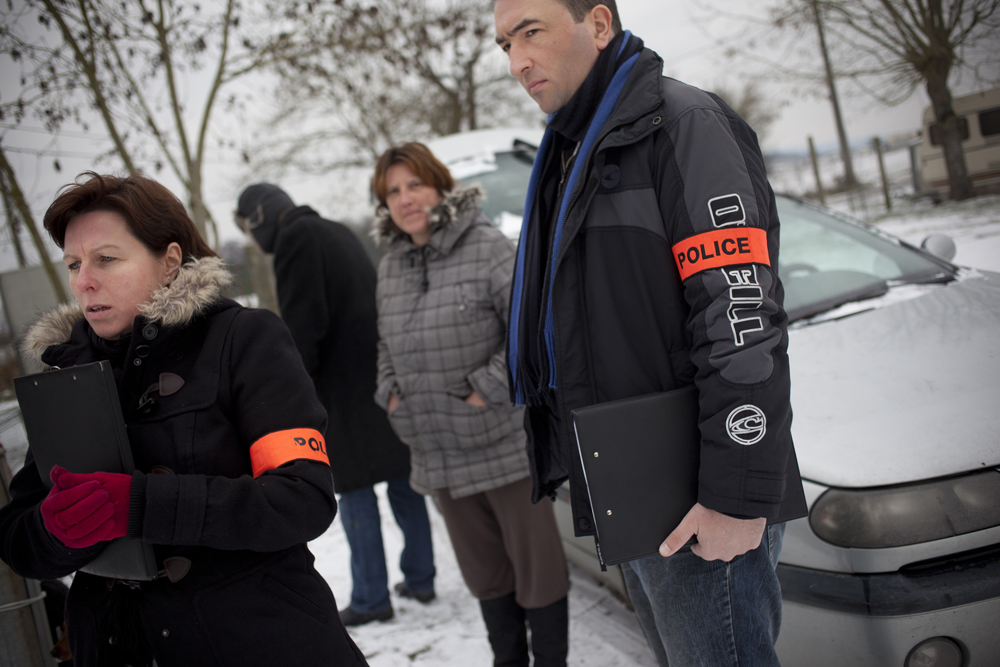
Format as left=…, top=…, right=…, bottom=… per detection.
left=248, top=0, right=538, bottom=178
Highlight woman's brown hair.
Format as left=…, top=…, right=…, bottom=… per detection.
left=371, top=142, right=455, bottom=219
left=43, top=172, right=217, bottom=260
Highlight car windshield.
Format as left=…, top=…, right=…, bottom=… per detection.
left=458, top=149, right=536, bottom=225
left=450, top=147, right=954, bottom=323
left=775, top=196, right=954, bottom=322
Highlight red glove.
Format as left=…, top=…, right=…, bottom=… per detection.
left=40, top=466, right=132, bottom=549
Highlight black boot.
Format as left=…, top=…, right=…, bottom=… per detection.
left=479, top=592, right=530, bottom=667
left=525, top=596, right=568, bottom=667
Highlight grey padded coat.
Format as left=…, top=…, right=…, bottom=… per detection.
left=374, top=188, right=529, bottom=498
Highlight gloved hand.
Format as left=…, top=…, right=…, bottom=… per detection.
left=40, top=466, right=132, bottom=549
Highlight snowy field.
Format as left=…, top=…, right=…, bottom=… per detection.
left=868, top=194, right=1000, bottom=274
left=1, top=194, right=997, bottom=666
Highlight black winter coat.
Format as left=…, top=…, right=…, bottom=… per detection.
left=0, top=257, right=367, bottom=667
left=273, top=206, right=410, bottom=493
left=510, top=48, right=807, bottom=535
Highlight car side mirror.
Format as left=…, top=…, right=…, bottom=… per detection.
left=920, top=234, right=956, bottom=262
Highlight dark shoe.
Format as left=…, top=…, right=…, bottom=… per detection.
left=394, top=582, right=436, bottom=603
left=339, top=605, right=394, bottom=627
left=479, top=593, right=529, bottom=667
left=525, top=596, right=568, bottom=667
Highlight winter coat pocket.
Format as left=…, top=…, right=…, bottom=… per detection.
left=455, top=283, right=498, bottom=339
left=387, top=397, right=419, bottom=446
left=429, top=395, right=516, bottom=452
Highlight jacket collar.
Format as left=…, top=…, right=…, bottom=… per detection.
left=376, top=186, right=486, bottom=255
left=597, top=48, right=666, bottom=150
left=280, top=205, right=319, bottom=227
left=21, top=256, right=232, bottom=370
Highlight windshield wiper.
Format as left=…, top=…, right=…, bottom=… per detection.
left=888, top=270, right=954, bottom=287
left=787, top=280, right=889, bottom=323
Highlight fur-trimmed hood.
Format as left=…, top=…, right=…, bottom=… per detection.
left=374, top=185, right=484, bottom=245
left=21, top=256, right=232, bottom=370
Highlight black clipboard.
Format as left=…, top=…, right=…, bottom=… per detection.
left=14, top=361, right=158, bottom=580
left=571, top=385, right=700, bottom=567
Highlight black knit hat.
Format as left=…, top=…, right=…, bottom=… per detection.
left=236, top=183, right=295, bottom=253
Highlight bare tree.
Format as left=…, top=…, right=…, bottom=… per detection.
left=817, top=0, right=1000, bottom=200
left=691, top=0, right=862, bottom=186
left=250, top=0, right=538, bottom=177
left=0, top=168, right=29, bottom=269
left=0, top=143, right=68, bottom=302
left=701, top=0, right=1000, bottom=199
left=1, top=0, right=301, bottom=244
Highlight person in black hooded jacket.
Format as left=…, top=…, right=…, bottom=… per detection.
left=0, top=172, right=368, bottom=666
left=235, top=184, right=436, bottom=627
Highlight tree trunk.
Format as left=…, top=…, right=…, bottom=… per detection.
left=245, top=245, right=280, bottom=315
left=42, top=0, right=138, bottom=175
left=925, top=64, right=975, bottom=201
left=0, top=147, right=69, bottom=304
left=466, top=84, right=478, bottom=131
left=187, top=168, right=211, bottom=245
left=0, top=171, right=29, bottom=267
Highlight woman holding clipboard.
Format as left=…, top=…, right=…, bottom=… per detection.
left=0, top=172, right=368, bottom=667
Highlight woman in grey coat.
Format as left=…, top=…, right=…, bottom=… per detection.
left=372, top=142, right=570, bottom=666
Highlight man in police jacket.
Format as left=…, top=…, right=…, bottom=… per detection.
left=495, top=0, right=807, bottom=664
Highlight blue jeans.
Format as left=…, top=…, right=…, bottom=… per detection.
left=338, top=476, right=436, bottom=614
left=620, top=523, right=785, bottom=667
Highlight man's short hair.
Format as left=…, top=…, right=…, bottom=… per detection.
left=559, top=0, right=621, bottom=33
left=493, top=0, right=622, bottom=34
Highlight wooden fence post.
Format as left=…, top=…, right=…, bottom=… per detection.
left=874, top=136, right=892, bottom=212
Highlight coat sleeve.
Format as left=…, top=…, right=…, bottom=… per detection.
left=467, top=231, right=517, bottom=407
left=138, top=308, right=337, bottom=551
left=658, top=101, right=793, bottom=520
left=374, top=255, right=400, bottom=410
left=273, top=223, right=330, bottom=382
left=0, top=450, right=106, bottom=579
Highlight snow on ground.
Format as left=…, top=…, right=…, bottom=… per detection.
left=308, top=483, right=657, bottom=666
left=868, top=194, right=1000, bottom=273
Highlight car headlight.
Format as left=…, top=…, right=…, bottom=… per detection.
left=809, top=469, right=1000, bottom=548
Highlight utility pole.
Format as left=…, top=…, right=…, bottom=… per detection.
left=811, top=0, right=857, bottom=188
left=808, top=136, right=827, bottom=205
left=244, top=245, right=280, bottom=315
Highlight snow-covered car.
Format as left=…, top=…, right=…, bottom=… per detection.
left=430, top=130, right=1000, bottom=667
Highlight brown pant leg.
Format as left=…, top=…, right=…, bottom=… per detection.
left=483, top=477, right=570, bottom=610
left=435, top=486, right=516, bottom=601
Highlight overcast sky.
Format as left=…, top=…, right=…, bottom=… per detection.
left=1, top=0, right=989, bottom=257
left=621, top=0, right=933, bottom=152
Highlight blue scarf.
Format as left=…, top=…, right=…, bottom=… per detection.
left=508, top=32, right=642, bottom=405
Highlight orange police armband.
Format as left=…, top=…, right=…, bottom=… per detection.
left=672, top=227, right=770, bottom=281
left=249, top=428, right=329, bottom=478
